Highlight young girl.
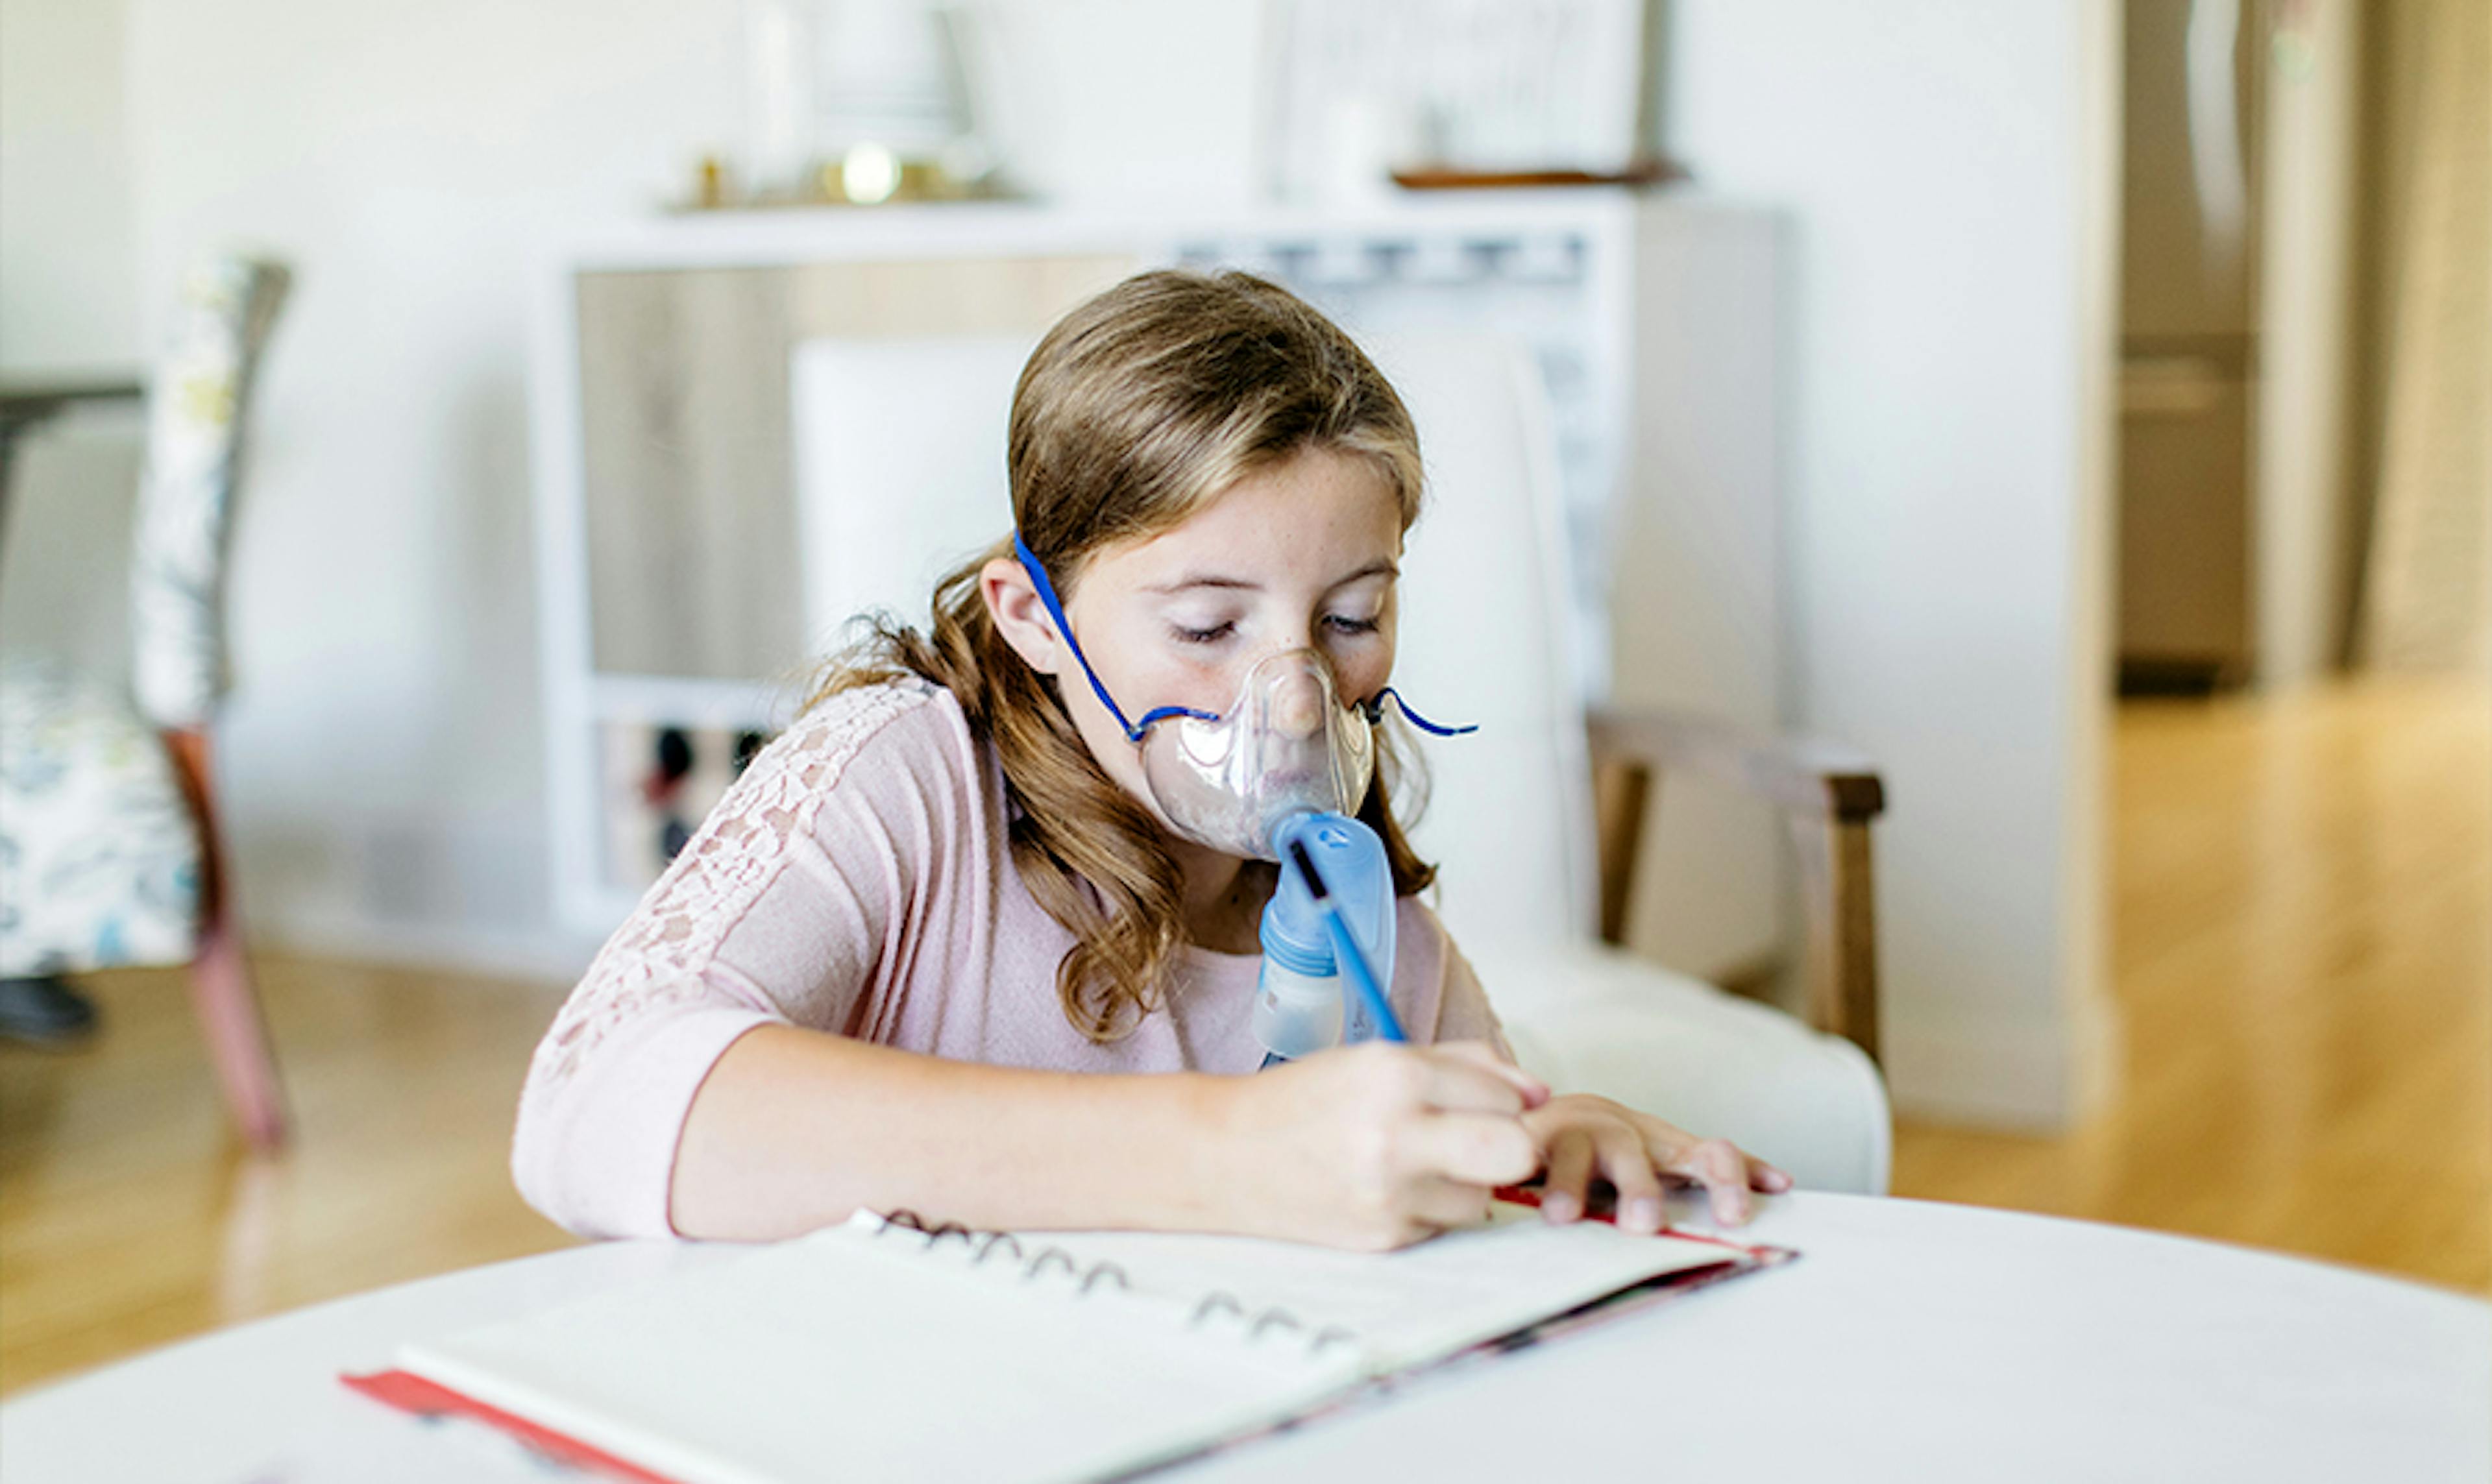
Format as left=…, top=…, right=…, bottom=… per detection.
left=513, top=270, right=1788, bottom=1250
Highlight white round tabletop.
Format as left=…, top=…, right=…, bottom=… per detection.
left=3, top=1193, right=2484, bottom=1483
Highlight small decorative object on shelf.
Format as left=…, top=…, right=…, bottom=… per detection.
left=699, top=0, right=1010, bottom=211
left=1265, top=0, right=1660, bottom=204
left=692, top=156, right=734, bottom=210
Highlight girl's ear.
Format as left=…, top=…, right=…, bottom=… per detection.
left=982, top=556, right=1064, bottom=675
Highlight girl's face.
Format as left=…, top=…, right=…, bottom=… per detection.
left=989, top=446, right=1404, bottom=849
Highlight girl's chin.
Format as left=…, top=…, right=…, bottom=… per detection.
left=1146, top=821, right=1267, bottom=875
left=1153, top=828, right=1245, bottom=867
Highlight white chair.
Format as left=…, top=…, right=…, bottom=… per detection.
left=790, top=331, right=1890, bottom=1193
left=1373, top=335, right=1888, bottom=1193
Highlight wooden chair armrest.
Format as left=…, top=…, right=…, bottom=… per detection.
left=1587, top=703, right=1885, bottom=1065
left=1586, top=705, right=1885, bottom=825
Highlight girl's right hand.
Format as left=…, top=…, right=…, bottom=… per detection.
left=1208, top=1040, right=1548, bottom=1251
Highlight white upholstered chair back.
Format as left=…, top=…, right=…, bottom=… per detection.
left=1363, top=335, right=1597, bottom=956
left=790, top=335, right=1034, bottom=655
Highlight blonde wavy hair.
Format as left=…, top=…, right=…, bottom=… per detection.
left=807, top=269, right=1438, bottom=1041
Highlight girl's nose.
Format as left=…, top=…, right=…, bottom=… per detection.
left=1269, top=666, right=1327, bottom=740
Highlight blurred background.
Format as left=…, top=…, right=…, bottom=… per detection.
left=1, top=0, right=2484, bottom=1395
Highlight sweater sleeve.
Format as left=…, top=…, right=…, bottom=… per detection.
left=510, top=682, right=943, bottom=1239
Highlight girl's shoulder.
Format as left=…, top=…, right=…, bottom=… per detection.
left=1384, top=894, right=1461, bottom=981
left=782, top=672, right=944, bottom=739
left=766, top=675, right=974, bottom=794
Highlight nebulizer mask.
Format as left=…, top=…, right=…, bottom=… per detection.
left=1137, top=647, right=1380, bottom=860
left=1014, top=533, right=1474, bottom=1062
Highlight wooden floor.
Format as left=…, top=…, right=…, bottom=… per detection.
left=0, top=960, right=579, bottom=1396
left=2, top=675, right=2485, bottom=1396
left=1892, top=675, right=2491, bottom=1293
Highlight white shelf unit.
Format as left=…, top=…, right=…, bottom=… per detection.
left=531, top=192, right=1785, bottom=977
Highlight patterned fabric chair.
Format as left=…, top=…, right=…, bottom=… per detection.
left=0, top=254, right=293, bottom=1149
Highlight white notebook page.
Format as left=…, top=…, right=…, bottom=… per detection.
left=397, top=1208, right=1749, bottom=1484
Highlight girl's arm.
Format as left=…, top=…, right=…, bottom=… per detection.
left=670, top=1027, right=1548, bottom=1250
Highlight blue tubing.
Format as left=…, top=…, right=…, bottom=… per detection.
left=1321, top=907, right=1406, bottom=1043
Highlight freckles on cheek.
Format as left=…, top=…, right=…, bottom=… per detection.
left=1127, top=641, right=1227, bottom=712
left=1340, top=646, right=1395, bottom=703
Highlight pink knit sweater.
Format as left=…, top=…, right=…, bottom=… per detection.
left=511, top=679, right=1508, bottom=1239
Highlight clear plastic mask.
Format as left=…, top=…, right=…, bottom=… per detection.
left=1140, top=649, right=1378, bottom=859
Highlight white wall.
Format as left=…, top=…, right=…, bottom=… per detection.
left=0, top=0, right=147, bottom=726
left=1667, top=1, right=2123, bottom=1128
left=0, top=0, right=141, bottom=371
left=971, top=1, right=1264, bottom=207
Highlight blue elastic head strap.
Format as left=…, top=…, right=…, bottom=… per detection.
left=1362, top=688, right=1476, bottom=738
left=1011, top=530, right=1477, bottom=742
left=1014, top=530, right=1213, bottom=741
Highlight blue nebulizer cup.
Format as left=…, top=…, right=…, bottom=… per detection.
left=1252, top=810, right=1400, bottom=1064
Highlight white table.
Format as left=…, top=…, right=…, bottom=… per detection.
left=5, top=1193, right=2484, bottom=1483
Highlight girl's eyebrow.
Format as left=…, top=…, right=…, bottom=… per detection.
left=1143, top=559, right=1399, bottom=596
left=1331, top=559, right=1400, bottom=587
left=1144, top=574, right=1257, bottom=594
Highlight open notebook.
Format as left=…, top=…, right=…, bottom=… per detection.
left=347, top=1200, right=1791, bottom=1484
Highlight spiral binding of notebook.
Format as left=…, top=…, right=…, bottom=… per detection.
left=875, top=1209, right=1363, bottom=1360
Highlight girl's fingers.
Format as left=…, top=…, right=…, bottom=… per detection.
left=1747, top=1154, right=1794, bottom=1193
left=1422, top=1041, right=1549, bottom=1111
left=1539, top=1128, right=1598, bottom=1224
left=1594, top=1123, right=1668, bottom=1235
left=1411, top=1058, right=1531, bottom=1118
left=1657, top=1136, right=1755, bottom=1226
left=1403, top=1110, right=1539, bottom=1188
left=1406, top=1173, right=1498, bottom=1232
left=1624, top=1108, right=1786, bottom=1215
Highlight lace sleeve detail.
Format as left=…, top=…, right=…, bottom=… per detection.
left=522, top=681, right=936, bottom=1104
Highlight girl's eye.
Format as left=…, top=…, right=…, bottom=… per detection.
left=1325, top=614, right=1381, bottom=637
left=1171, top=621, right=1235, bottom=645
